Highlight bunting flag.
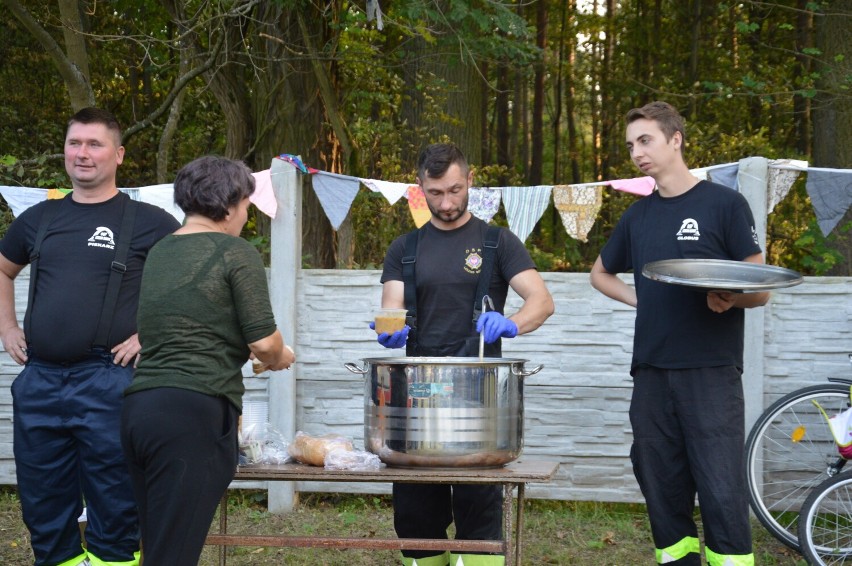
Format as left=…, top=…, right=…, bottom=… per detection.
left=310, top=171, right=361, bottom=231
left=48, top=188, right=72, bottom=199
left=552, top=184, right=604, bottom=242
left=690, top=167, right=710, bottom=181
left=607, top=176, right=655, bottom=196
left=806, top=168, right=852, bottom=236
left=127, top=183, right=185, bottom=222
left=767, top=160, right=806, bottom=215
left=276, top=154, right=317, bottom=174
left=360, top=179, right=411, bottom=206
left=708, top=163, right=739, bottom=190
left=405, top=185, right=432, bottom=227
left=0, top=185, right=185, bottom=222
left=251, top=169, right=277, bottom=219
left=501, top=185, right=552, bottom=243
left=469, top=187, right=502, bottom=223
left=3, top=157, right=849, bottom=241
left=0, top=186, right=51, bottom=217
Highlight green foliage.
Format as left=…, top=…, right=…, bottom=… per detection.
left=1, top=0, right=849, bottom=275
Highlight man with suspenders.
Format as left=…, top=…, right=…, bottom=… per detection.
left=0, top=108, right=180, bottom=566
left=376, top=143, right=554, bottom=566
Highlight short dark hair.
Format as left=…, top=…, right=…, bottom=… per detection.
left=625, top=101, right=686, bottom=144
left=417, top=143, right=469, bottom=180
left=67, top=107, right=123, bottom=146
left=173, top=156, right=255, bottom=221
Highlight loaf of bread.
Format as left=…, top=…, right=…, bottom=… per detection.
left=288, top=432, right=354, bottom=466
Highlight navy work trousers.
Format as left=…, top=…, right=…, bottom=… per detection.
left=12, top=354, right=139, bottom=566
left=121, top=387, right=239, bottom=566
left=393, top=483, right=503, bottom=560
left=630, top=365, right=752, bottom=564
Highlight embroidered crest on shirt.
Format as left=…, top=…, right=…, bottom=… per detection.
left=88, top=226, right=116, bottom=250
left=676, top=218, right=700, bottom=241
left=465, top=248, right=483, bottom=274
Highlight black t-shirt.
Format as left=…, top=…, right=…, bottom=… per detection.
left=0, top=193, right=181, bottom=362
left=381, top=216, right=536, bottom=356
left=599, top=181, right=762, bottom=373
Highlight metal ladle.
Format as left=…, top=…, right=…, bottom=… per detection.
left=479, top=294, right=495, bottom=359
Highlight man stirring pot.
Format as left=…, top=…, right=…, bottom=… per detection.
left=374, top=143, right=554, bottom=566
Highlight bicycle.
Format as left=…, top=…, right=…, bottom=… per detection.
left=797, top=471, right=852, bottom=565
left=744, top=354, right=852, bottom=552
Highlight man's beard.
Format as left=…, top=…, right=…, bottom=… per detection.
left=427, top=193, right=469, bottom=223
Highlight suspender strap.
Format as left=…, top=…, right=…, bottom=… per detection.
left=92, top=194, right=138, bottom=348
left=471, top=225, right=501, bottom=322
left=401, top=228, right=420, bottom=356
left=401, top=228, right=419, bottom=317
left=23, top=199, right=65, bottom=335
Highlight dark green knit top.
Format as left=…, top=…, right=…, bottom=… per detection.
left=126, top=232, right=277, bottom=411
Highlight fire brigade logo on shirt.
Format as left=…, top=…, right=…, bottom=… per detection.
left=465, top=248, right=483, bottom=274
left=676, top=218, right=700, bottom=241
left=88, top=226, right=116, bottom=250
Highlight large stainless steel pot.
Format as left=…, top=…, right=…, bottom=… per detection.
left=345, top=357, right=542, bottom=469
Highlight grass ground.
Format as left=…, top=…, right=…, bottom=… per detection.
left=0, top=487, right=807, bottom=565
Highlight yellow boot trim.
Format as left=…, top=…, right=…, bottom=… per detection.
left=449, top=553, right=506, bottom=566
left=402, top=551, right=450, bottom=566
left=705, top=546, right=755, bottom=566
left=55, top=551, right=87, bottom=566
left=87, top=550, right=141, bottom=566
left=656, top=536, right=700, bottom=563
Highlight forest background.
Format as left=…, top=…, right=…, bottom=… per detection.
left=1, top=0, right=850, bottom=275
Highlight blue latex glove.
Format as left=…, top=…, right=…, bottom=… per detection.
left=369, top=322, right=410, bottom=349
left=476, top=311, right=518, bottom=344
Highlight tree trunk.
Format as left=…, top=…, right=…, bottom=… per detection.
left=792, top=0, right=812, bottom=155
left=433, top=61, right=483, bottom=163
left=495, top=60, right=511, bottom=181
left=3, top=0, right=95, bottom=109
left=529, top=0, right=546, bottom=185
left=156, top=50, right=190, bottom=183
left=813, top=0, right=852, bottom=275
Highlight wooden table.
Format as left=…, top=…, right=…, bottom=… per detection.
left=206, top=459, right=558, bottom=566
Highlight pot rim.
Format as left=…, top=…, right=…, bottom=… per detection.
left=357, top=356, right=530, bottom=365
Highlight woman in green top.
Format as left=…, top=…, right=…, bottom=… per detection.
left=120, top=156, right=295, bottom=566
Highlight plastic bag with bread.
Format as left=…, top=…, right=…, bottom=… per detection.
left=288, top=431, right=354, bottom=466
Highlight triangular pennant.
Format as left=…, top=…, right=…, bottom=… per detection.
left=124, top=184, right=183, bottom=223
left=708, top=163, right=739, bottom=190
left=469, top=187, right=502, bottom=223
left=767, top=160, right=807, bottom=214
left=0, top=186, right=49, bottom=217
left=360, top=178, right=409, bottom=206
left=501, top=185, right=552, bottom=242
left=552, top=184, right=603, bottom=242
left=310, top=171, right=361, bottom=231
left=250, top=169, right=277, bottom=219
left=405, top=185, right=432, bottom=227
left=607, top=176, right=655, bottom=196
left=806, top=169, right=852, bottom=236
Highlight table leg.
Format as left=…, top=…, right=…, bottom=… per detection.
left=502, top=484, right=515, bottom=566
left=218, top=492, right=228, bottom=566
left=515, top=483, right=525, bottom=566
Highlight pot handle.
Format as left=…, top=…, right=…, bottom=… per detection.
left=344, top=362, right=368, bottom=375
left=513, top=364, right=543, bottom=378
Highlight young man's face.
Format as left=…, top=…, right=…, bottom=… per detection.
left=64, top=122, right=124, bottom=191
left=419, top=162, right=474, bottom=230
left=625, top=118, right=682, bottom=177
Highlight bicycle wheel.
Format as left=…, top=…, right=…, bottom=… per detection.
left=745, top=382, right=852, bottom=551
left=798, top=472, right=852, bottom=565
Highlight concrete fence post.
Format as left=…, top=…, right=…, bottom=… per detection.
left=736, top=156, right=769, bottom=432
left=267, top=158, right=302, bottom=513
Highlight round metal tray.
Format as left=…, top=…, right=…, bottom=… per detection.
left=641, top=259, right=803, bottom=292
